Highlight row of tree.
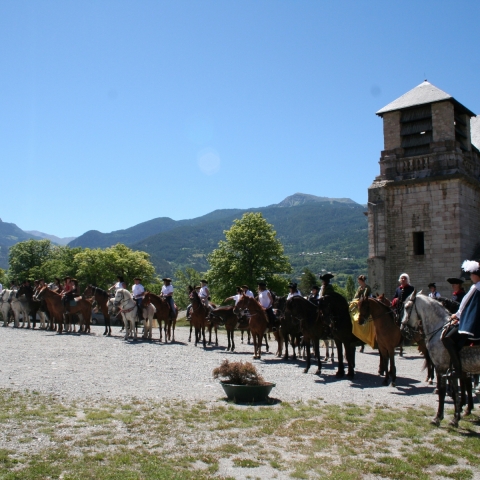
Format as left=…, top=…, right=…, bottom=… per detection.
left=2, top=213, right=359, bottom=309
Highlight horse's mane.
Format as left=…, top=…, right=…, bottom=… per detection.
left=436, top=296, right=459, bottom=314
left=212, top=305, right=233, bottom=312
left=289, top=294, right=319, bottom=310
left=416, top=293, right=451, bottom=319
left=91, top=285, right=109, bottom=297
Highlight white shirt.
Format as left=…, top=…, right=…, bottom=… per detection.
left=244, top=289, right=254, bottom=298
left=132, top=283, right=145, bottom=298
left=232, top=294, right=241, bottom=305
left=162, top=284, right=174, bottom=296
left=258, top=290, right=272, bottom=308
left=114, top=282, right=123, bottom=291
left=428, top=291, right=441, bottom=299
left=287, top=290, right=302, bottom=300
left=199, top=286, right=209, bottom=298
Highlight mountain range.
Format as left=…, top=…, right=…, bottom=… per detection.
left=0, top=194, right=369, bottom=279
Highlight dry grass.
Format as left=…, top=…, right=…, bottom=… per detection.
left=0, top=388, right=479, bottom=479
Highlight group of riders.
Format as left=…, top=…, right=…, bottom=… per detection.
left=1, top=259, right=480, bottom=380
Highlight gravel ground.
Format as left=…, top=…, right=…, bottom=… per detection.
left=0, top=324, right=448, bottom=409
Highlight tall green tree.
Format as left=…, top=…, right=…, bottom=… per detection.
left=8, top=239, right=53, bottom=281
left=345, top=275, right=356, bottom=301
left=74, top=244, right=157, bottom=289
left=207, top=212, right=292, bottom=302
left=299, top=268, right=318, bottom=295
left=173, top=267, right=203, bottom=309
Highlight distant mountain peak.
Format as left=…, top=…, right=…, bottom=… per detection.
left=25, top=231, right=77, bottom=246
left=275, top=193, right=357, bottom=208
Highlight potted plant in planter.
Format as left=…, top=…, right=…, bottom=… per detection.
left=213, top=359, right=275, bottom=402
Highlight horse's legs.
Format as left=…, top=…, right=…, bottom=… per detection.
left=215, top=327, right=218, bottom=346
left=189, top=324, right=193, bottom=343
left=264, top=334, right=269, bottom=353
left=389, top=349, right=397, bottom=387
left=464, top=376, right=474, bottom=416
left=345, top=345, right=356, bottom=378
left=314, top=338, right=322, bottom=375
left=335, top=340, right=345, bottom=378
left=208, top=325, right=212, bottom=345
left=240, top=330, right=244, bottom=344
left=248, top=331, right=251, bottom=345
left=231, top=329, right=235, bottom=352
left=202, top=326, right=207, bottom=349
left=431, top=375, right=446, bottom=426
left=304, top=338, right=311, bottom=373
left=283, top=332, right=290, bottom=360
left=449, top=378, right=462, bottom=427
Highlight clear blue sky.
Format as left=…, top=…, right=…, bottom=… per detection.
left=1, top=1, right=479, bottom=237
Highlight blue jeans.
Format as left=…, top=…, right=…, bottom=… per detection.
left=166, top=296, right=175, bottom=315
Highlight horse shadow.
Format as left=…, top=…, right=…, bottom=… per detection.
left=218, top=396, right=282, bottom=406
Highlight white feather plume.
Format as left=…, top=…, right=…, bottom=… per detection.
left=462, top=260, right=480, bottom=273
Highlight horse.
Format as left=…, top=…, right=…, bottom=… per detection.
left=357, top=296, right=403, bottom=386
left=208, top=306, right=238, bottom=351
left=274, top=295, right=301, bottom=360
left=318, top=293, right=362, bottom=378
left=285, top=296, right=325, bottom=373
left=0, top=289, right=14, bottom=327
left=400, top=291, right=480, bottom=426
left=140, top=302, right=156, bottom=340
left=16, top=284, right=42, bottom=329
left=34, top=286, right=92, bottom=334
left=233, top=294, right=271, bottom=359
left=113, top=289, right=138, bottom=340
left=143, top=292, right=177, bottom=342
left=83, top=286, right=113, bottom=336
left=188, top=286, right=211, bottom=348
left=10, top=288, right=31, bottom=328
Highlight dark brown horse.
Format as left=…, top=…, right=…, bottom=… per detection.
left=233, top=294, right=271, bottom=359
left=318, top=293, right=362, bottom=378
left=83, top=285, right=112, bottom=336
left=274, top=295, right=302, bottom=360
left=188, top=286, right=210, bottom=348
left=35, top=286, right=92, bottom=334
left=143, top=292, right=177, bottom=342
left=286, top=296, right=324, bottom=373
left=357, top=296, right=403, bottom=386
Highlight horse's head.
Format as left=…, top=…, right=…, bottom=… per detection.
left=33, top=286, right=47, bottom=302
left=357, top=294, right=370, bottom=325
left=400, top=289, right=418, bottom=332
left=113, top=288, right=128, bottom=306
left=143, top=292, right=152, bottom=306
left=83, top=285, right=94, bottom=297
left=233, top=294, right=250, bottom=316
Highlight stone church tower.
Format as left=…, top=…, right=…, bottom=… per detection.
left=368, top=81, right=480, bottom=296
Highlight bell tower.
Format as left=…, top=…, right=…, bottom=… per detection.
left=368, top=81, right=480, bottom=296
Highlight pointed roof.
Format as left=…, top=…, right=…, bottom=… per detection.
left=376, top=81, right=475, bottom=117
left=471, top=116, right=480, bottom=151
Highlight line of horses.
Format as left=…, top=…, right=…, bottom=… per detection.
left=2, top=282, right=479, bottom=427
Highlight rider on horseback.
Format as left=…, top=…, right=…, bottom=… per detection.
left=257, top=281, right=277, bottom=331
left=308, top=285, right=320, bottom=305
left=319, top=273, right=335, bottom=297
left=354, top=275, right=371, bottom=299
left=287, top=283, right=302, bottom=300
left=132, top=277, right=145, bottom=321
left=161, top=278, right=176, bottom=319
left=448, top=277, right=466, bottom=303
left=199, top=280, right=210, bottom=309
left=442, top=260, right=480, bottom=378
left=61, top=277, right=76, bottom=312
left=391, top=273, right=414, bottom=313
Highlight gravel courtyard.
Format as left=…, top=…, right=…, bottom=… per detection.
left=0, top=324, right=443, bottom=408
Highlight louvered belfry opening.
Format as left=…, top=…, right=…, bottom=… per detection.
left=400, top=105, right=432, bottom=157
left=454, top=107, right=468, bottom=151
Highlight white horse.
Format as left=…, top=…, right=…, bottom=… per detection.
left=401, top=291, right=480, bottom=426
left=9, top=291, right=30, bottom=328
left=113, top=289, right=138, bottom=340
left=0, top=290, right=14, bottom=326
left=142, top=303, right=156, bottom=340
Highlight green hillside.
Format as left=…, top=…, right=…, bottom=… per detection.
left=131, top=202, right=368, bottom=281
left=0, top=220, right=43, bottom=269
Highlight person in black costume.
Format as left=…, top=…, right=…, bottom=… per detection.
left=442, top=261, right=480, bottom=378
left=447, top=277, right=466, bottom=303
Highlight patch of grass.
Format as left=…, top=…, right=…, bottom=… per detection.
left=232, top=458, right=262, bottom=468
left=437, top=468, right=474, bottom=480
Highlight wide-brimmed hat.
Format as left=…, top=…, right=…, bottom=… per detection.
left=357, top=275, right=367, bottom=281
left=311, top=285, right=319, bottom=291
left=257, top=281, right=266, bottom=287
left=200, top=279, right=208, bottom=284
left=64, top=276, right=71, bottom=281
left=162, top=278, right=172, bottom=282
left=428, top=283, right=436, bottom=288
left=320, top=273, right=334, bottom=282
left=241, top=285, right=249, bottom=290
left=288, top=282, right=297, bottom=289
left=447, top=277, right=464, bottom=285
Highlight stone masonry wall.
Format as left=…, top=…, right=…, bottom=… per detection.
left=432, top=101, right=455, bottom=142
left=383, top=111, right=401, bottom=151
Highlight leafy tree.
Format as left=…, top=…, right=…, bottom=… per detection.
left=173, top=267, right=203, bottom=309
left=345, top=275, right=356, bottom=301
left=207, top=212, right=292, bottom=302
left=29, top=245, right=83, bottom=281
left=0, top=268, right=7, bottom=286
left=299, top=268, right=318, bottom=295
left=74, top=243, right=157, bottom=289
left=8, top=239, right=53, bottom=281
left=332, top=283, right=348, bottom=300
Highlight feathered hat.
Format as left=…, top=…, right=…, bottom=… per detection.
left=462, top=260, right=480, bottom=276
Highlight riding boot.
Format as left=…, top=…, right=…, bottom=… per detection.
left=443, top=337, right=462, bottom=378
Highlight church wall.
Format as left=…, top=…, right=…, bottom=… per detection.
left=432, top=101, right=455, bottom=142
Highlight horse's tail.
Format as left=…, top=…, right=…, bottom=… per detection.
left=417, top=342, right=432, bottom=371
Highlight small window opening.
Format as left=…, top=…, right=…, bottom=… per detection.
left=413, top=232, right=425, bottom=255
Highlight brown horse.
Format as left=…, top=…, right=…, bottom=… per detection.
left=35, top=286, right=92, bottom=334
left=188, top=286, right=210, bottom=348
left=143, top=292, right=177, bottom=342
left=233, top=294, right=271, bottom=359
left=357, top=296, right=403, bottom=386
left=274, top=295, right=301, bottom=360
left=83, top=285, right=112, bottom=336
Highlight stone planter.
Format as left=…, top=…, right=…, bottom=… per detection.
left=220, top=382, right=275, bottom=402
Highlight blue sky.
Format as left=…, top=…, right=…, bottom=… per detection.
left=1, top=1, right=479, bottom=237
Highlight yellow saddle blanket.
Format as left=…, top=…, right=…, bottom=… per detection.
left=349, top=300, right=376, bottom=348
